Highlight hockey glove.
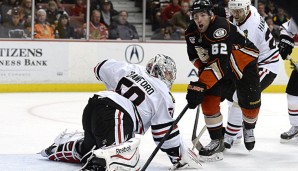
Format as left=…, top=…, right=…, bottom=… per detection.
left=169, top=142, right=201, bottom=170
left=186, top=81, right=206, bottom=109
left=278, top=35, right=295, bottom=60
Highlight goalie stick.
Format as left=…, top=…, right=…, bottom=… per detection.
left=141, top=104, right=189, bottom=171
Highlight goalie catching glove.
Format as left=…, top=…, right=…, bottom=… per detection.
left=186, top=81, right=206, bottom=109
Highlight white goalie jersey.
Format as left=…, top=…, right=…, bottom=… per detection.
left=281, top=18, right=298, bottom=38
left=232, top=5, right=280, bottom=74
left=94, top=59, right=180, bottom=150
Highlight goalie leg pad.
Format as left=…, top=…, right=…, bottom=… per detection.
left=41, top=130, right=84, bottom=163
left=82, top=138, right=141, bottom=171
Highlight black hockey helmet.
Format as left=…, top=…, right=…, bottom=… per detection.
left=191, top=0, right=214, bottom=16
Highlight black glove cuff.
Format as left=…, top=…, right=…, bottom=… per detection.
left=280, top=35, right=295, bottom=47
left=188, top=81, right=206, bottom=92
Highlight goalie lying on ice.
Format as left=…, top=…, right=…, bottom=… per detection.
left=41, top=91, right=201, bottom=171
left=41, top=56, right=200, bottom=171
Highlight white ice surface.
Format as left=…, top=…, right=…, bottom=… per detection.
left=0, top=92, right=297, bottom=171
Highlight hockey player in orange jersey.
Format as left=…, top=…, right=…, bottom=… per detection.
left=184, top=0, right=261, bottom=161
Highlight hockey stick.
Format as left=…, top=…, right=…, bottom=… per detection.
left=191, top=105, right=204, bottom=150
left=141, top=104, right=189, bottom=171
left=287, top=55, right=298, bottom=71
left=192, top=125, right=207, bottom=151
left=191, top=106, right=200, bottom=141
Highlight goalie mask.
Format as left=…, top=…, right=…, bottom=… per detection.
left=228, top=0, right=251, bottom=23
left=146, top=54, right=177, bottom=89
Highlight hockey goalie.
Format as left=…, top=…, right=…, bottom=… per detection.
left=41, top=55, right=201, bottom=170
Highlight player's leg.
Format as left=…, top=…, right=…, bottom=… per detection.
left=237, top=63, right=261, bottom=151
left=224, top=81, right=243, bottom=149
left=281, top=70, right=298, bottom=143
left=199, top=85, right=225, bottom=162
left=225, top=95, right=243, bottom=149
left=80, top=96, right=136, bottom=170
left=40, top=98, right=96, bottom=163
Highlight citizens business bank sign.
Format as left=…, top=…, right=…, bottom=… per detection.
left=0, top=42, right=68, bottom=83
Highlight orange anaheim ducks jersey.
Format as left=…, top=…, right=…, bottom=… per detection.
left=185, top=16, right=259, bottom=89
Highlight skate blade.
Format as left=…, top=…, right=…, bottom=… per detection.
left=199, top=152, right=223, bottom=162
left=280, top=137, right=298, bottom=144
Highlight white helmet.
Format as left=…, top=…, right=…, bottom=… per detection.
left=228, top=0, right=251, bottom=16
left=146, top=54, right=177, bottom=89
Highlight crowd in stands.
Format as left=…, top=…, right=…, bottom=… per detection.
left=149, top=0, right=292, bottom=41
left=0, top=0, right=139, bottom=40
left=0, top=0, right=295, bottom=41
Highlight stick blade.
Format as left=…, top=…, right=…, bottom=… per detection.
left=192, top=138, right=203, bottom=151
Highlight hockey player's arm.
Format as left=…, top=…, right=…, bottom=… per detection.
left=187, top=46, right=204, bottom=70
left=94, top=59, right=129, bottom=90
left=279, top=18, right=297, bottom=60
left=150, top=102, right=200, bottom=169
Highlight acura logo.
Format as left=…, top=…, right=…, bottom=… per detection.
left=125, top=44, right=144, bottom=64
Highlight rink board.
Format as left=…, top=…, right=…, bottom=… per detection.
left=0, top=41, right=296, bottom=93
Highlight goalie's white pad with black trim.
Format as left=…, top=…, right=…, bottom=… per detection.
left=41, top=130, right=84, bottom=163
left=92, top=138, right=141, bottom=171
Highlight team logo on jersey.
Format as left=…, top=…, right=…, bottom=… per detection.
left=125, top=44, right=144, bottom=64
left=189, top=37, right=196, bottom=44
left=243, top=29, right=248, bottom=38
left=213, top=28, right=227, bottom=39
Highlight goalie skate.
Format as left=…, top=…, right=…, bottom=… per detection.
left=199, top=139, right=224, bottom=162
left=280, top=126, right=298, bottom=143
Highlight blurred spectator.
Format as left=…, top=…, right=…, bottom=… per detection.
left=34, top=9, right=54, bottom=38
left=108, top=10, right=139, bottom=40
left=160, top=0, right=181, bottom=26
left=90, top=0, right=101, bottom=12
left=265, top=16, right=280, bottom=41
left=169, top=1, right=190, bottom=39
left=265, top=0, right=277, bottom=17
left=257, top=2, right=268, bottom=19
left=19, top=0, right=32, bottom=23
left=88, top=9, right=108, bottom=40
left=46, top=0, right=61, bottom=28
left=36, top=0, right=61, bottom=7
left=23, top=14, right=32, bottom=37
left=0, top=0, right=20, bottom=23
left=273, top=7, right=289, bottom=26
left=60, top=0, right=74, bottom=4
left=55, top=13, right=75, bottom=38
left=150, top=1, right=165, bottom=31
left=216, top=0, right=230, bottom=18
left=151, top=24, right=180, bottom=40
left=99, top=0, right=118, bottom=27
left=70, top=0, right=86, bottom=18
left=0, top=7, right=26, bottom=38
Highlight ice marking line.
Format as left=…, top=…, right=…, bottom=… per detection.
left=27, top=100, right=82, bottom=125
